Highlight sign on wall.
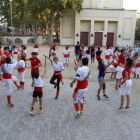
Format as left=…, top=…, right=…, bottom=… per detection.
left=97, top=0, right=103, bottom=7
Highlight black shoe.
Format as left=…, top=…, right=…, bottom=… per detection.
left=55, top=95, right=58, bottom=99
left=54, top=85, right=56, bottom=89
left=97, top=95, right=100, bottom=100
left=103, top=95, right=109, bottom=98
left=83, top=100, right=85, bottom=103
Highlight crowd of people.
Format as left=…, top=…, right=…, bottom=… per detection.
left=0, top=42, right=140, bottom=118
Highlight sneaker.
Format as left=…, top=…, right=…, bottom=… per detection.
left=39, top=110, right=43, bottom=114
left=54, top=85, right=57, bottom=89
left=115, top=87, right=118, bottom=91
left=7, top=103, right=14, bottom=107
left=133, top=76, right=136, bottom=78
left=97, top=95, right=100, bottom=100
left=103, top=95, right=109, bottom=98
left=30, top=111, right=34, bottom=116
left=55, top=95, right=58, bottom=100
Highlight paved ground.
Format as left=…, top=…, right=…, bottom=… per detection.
left=1, top=79, right=140, bottom=140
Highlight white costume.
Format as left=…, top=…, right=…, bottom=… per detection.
left=34, top=48, right=39, bottom=58
left=51, top=49, right=56, bottom=60
left=73, top=66, right=90, bottom=114
left=63, top=49, right=69, bottom=65
left=104, top=49, right=112, bottom=65
left=17, top=60, right=25, bottom=87
left=2, top=60, right=17, bottom=95
left=132, top=58, right=140, bottom=77
left=109, top=65, right=116, bottom=72
left=13, top=47, right=18, bottom=60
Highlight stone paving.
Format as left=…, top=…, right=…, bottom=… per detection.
left=0, top=79, right=140, bottom=140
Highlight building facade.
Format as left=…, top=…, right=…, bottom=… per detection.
left=60, top=0, right=137, bottom=47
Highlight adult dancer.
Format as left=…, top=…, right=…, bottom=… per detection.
left=30, top=65, right=46, bottom=115
left=17, top=55, right=25, bottom=89
left=97, top=59, right=113, bottom=100
left=49, top=56, right=64, bottom=99
left=3, top=47, right=11, bottom=57
left=109, top=62, right=119, bottom=79
left=1, top=57, right=18, bottom=107
left=115, top=49, right=131, bottom=91
left=118, top=58, right=133, bottom=110
left=91, top=46, right=95, bottom=63
left=70, top=58, right=90, bottom=118
left=104, top=46, right=112, bottom=65
left=63, top=46, right=69, bottom=66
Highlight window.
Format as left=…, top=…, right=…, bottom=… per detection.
left=97, top=0, right=103, bottom=7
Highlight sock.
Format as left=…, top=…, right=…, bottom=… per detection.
left=30, top=105, right=34, bottom=112
left=14, top=81, right=18, bottom=88
left=7, top=95, right=11, bottom=104
left=137, top=74, right=139, bottom=78
left=80, top=103, right=83, bottom=112
left=56, top=90, right=59, bottom=96
left=54, top=82, right=57, bottom=86
left=39, top=105, right=42, bottom=112
left=74, top=103, right=80, bottom=113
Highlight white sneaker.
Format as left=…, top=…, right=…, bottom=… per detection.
left=30, top=111, right=34, bottom=116
left=39, top=110, right=43, bottom=114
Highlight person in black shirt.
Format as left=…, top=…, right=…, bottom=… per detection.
left=91, top=46, right=95, bottom=63
left=96, top=47, right=102, bottom=62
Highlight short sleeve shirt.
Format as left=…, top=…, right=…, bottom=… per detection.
left=29, top=57, right=41, bottom=72
left=135, top=48, right=139, bottom=53
left=122, top=67, right=132, bottom=79
left=118, top=54, right=125, bottom=65
left=75, top=45, right=80, bottom=51
left=98, top=65, right=105, bottom=77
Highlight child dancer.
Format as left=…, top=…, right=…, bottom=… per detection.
left=13, top=46, right=19, bottom=60
left=34, top=45, right=39, bottom=58
left=17, top=55, right=25, bottom=89
left=51, top=46, right=56, bottom=60
left=63, top=46, right=69, bottom=66
left=30, top=65, right=46, bottom=115
left=109, top=62, right=119, bottom=79
left=104, top=46, right=112, bottom=65
left=79, top=47, right=83, bottom=62
left=49, top=56, right=64, bottom=99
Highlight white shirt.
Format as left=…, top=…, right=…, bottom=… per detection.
left=75, top=66, right=91, bottom=81
left=105, top=49, right=112, bottom=55
left=34, top=48, right=39, bottom=53
left=63, top=49, right=69, bottom=55
left=52, top=62, right=64, bottom=71
left=51, top=49, right=56, bottom=54
left=34, top=77, right=43, bottom=87
left=17, top=60, right=25, bottom=68
left=14, top=47, right=18, bottom=52
left=1, top=60, right=17, bottom=74
left=134, top=58, right=140, bottom=64
left=23, top=50, right=26, bottom=54
left=9, top=46, right=11, bottom=50
left=68, top=49, right=70, bottom=53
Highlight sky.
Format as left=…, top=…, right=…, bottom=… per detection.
left=123, top=0, right=140, bottom=12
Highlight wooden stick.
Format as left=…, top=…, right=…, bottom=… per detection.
left=43, top=55, right=51, bottom=61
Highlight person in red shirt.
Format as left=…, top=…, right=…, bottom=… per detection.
left=118, top=58, right=133, bottom=110
left=115, top=49, right=131, bottom=91
left=3, top=47, right=11, bottom=57
left=26, top=52, right=42, bottom=80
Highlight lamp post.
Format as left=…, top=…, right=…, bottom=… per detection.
left=9, top=0, right=13, bottom=46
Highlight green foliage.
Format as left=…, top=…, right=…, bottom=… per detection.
left=135, top=14, right=140, bottom=40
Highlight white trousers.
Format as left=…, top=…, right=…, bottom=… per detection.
left=132, top=67, right=140, bottom=75
left=51, top=56, right=55, bottom=60
left=116, top=66, right=124, bottom=79
left=85, top=54, right=90, bottom=59
left=63, top=57, right=69, bottom=64
left=17, top=71, right=25, bottom=82
left=109, top=65, right=116, bottom=72
left=3, top=76, right=17, bottom=95
left=106, top=59, right=110, bottom=65
left=120, top=80, right=132, bottom=95
left=36, top=55, right=39, bottom=58
left=14, top=54, right=18, bottom=61
left=73, top=88, right=87, bottom=103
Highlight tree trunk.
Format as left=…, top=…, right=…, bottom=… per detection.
left=31, top=21, right=38, bottom=44
left=23, top=23, right=26, bottom=37
left=50, top=11, right=55, bottom=45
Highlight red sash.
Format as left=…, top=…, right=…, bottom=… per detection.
left=51, top=53, right=56, bottom=56
left=36, top=52, right=39, bottom=55
left=17, top=68, right=25, bottom=73
left=34, top=87, right=42, bottom=92
left=14, top=52, right=18, bottom=54
left=105, top=55, right=110, bottom=59
left=136, top=63, right=140, bottom=68
left=3, top=73, right=12, bottom=79
left=112, top=55, right=116, bottom=59
left=96, top=55, right=101, bottom=58
left=91, top=51, right=94, bottom=54
left=64, top=54, right=69, bottom=57
left=54, top=71, right=64, bottom=85
left=74, top=80, right=88, bottom=94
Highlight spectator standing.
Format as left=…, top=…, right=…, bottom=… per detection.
left=7, top=43, right=13, bottom=58
left=75, top=41, right=80, bottom=62
left=135, top=45, right=139, bottom=55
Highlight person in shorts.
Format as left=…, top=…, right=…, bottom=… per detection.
left=97, top=59, right=113, bottom=100
left=30, top=65, right=46, bottom=116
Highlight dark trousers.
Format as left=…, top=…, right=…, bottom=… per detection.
left=49, top=50, right=51, bottom=58
left=50, top=74, right=60, bottom=91
left=9, top=50, right=13, bottom=58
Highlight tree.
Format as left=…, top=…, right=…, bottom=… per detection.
left=135, top=14, right=140, bottom=40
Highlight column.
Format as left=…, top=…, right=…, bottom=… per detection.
left=103, top=20, right=108, bottom=46
left=90, top=19, right=94, bottom=45
left=74, top=11, right=80, bottom=45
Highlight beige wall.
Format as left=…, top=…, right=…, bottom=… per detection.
left=82, top=0, right=123, bottom=9
left=60, top=8, right=137, bottom=47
